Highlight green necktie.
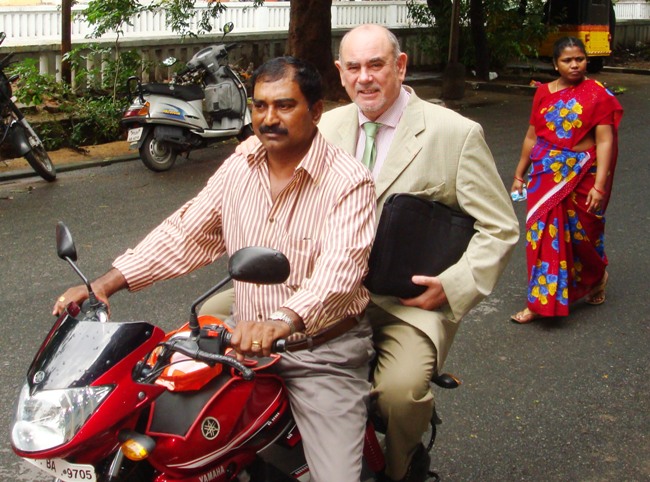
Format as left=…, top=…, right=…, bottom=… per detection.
left=361, top=122, right=380, bottom=171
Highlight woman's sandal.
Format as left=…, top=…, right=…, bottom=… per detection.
left=585, top=271, right=608, bottom=305
left=510, top=307, right=543, bottom=324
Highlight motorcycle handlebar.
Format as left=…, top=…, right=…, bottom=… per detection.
left=222, top=331, right=286, bottom=354
left=170, top=338, right=256, bottom=381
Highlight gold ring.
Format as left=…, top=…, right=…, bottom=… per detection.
left=58, top=296, right=66, bottom=303
left=251, top=340, right=261, bottom=348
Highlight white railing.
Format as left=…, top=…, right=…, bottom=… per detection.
left=615, top=0, right=650, bottom=20
left=0, top=1, right=415, bottom=47
left=1, top=0, right=647, bottom=48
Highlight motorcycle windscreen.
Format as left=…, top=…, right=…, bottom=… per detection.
left=27, top=317, right=156, bottom=392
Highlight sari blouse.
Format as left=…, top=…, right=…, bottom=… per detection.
left=529, top=78, right=622, bottom=149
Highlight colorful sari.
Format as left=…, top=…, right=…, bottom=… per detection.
left=524, top=79, right=623, bottom=317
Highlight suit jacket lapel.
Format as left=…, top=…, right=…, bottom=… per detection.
left=375, top=89, right=425, bottom=199
left=331, top=104, right=359, bottom=154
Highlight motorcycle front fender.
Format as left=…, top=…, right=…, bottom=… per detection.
left=7, top=122, right=32, bottom=156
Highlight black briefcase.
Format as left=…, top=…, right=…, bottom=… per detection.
left=364, top=193, right=476, bottom=298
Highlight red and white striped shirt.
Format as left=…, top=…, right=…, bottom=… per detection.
left=113, top=132, right=376, bottom=334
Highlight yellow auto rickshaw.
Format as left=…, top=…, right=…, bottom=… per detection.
left=539, top=0, right=616, bottom=72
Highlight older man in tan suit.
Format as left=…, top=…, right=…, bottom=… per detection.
left=203, top=24, right=519, bottom=482
left=319, top=24, right=519, bottom=481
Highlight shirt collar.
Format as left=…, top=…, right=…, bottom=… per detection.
left=246, top=131, right=328, bottom=184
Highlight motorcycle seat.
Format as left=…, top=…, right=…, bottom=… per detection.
left=141, top=82, right=205, bottom=102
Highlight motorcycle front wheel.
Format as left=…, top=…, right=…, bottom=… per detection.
left=140, top=131, right=178, bottom=172
left=25, top=143, right=56, bottom=182
left=17, top=120, right=56, bottom=182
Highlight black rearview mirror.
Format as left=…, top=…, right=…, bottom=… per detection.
left=56, top=222, right=77, bottom=262
left=228, top=247, right=290, bottom=285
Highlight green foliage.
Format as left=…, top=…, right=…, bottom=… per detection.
left=7, top=59, right=70, bottom=106
left=407, top=0, right=550, bottom=71
left=64, top=45, right=147, bottom=97
left=481, top=0, right=549, bottom=68
left=69, top=96, right=127, bottom=146
left=7, top=54, right=132, bottom=149
left=35, top=120, right=68, bottom=151
left=80, top=0, right=152, bottom=39
left=81, top=0, right=264, bottom=40
left=406, top=0, right=442, bottom=64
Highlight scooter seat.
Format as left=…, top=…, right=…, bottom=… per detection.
left=141, top=82, right=205, bottom=102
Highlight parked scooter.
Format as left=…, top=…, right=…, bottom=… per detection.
left=0, top=32, right=56, bottom=181
left=11, top=222, right=458, bottom=482
left=121, top=22, right=253, bottom=172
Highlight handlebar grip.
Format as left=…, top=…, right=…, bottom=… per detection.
left=223, top=331, right=286, bottom=353
left=272, top=339, right=286, bottom=353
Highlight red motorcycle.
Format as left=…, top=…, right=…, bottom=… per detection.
left=11, top=222, right=459, bottom=482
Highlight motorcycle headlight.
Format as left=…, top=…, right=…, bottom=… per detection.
left=11, top=383, right=112, bottom=452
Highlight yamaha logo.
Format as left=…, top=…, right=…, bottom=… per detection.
left=201, top=417, right=220, bottom=440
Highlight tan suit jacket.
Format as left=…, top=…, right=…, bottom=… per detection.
left=319, top=88, right=519, bottom=368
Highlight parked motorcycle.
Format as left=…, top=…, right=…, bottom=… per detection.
left=0, top=32, right=56, bottom=182
left=121, top=22, right=253, bottom=172
left=11, top=222, right=458, bottom=482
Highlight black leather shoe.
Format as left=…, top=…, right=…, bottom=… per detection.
left=378, top=444, right=432, bottom=482
left=402, top=443, right=431, bottom=482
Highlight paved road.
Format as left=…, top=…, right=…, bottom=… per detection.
left=0, top=70, right=648, bottom=481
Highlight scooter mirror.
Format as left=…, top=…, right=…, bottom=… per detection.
left=162, top=57, right=177, bottom=67
left=56, top=222, right=78, bottom=262
left=223, top=22, right=234, bottom=35
left=228, top=247, right=290, bottom=285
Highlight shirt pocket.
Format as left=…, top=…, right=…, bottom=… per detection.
left=280, top=234, right=321, bottom=290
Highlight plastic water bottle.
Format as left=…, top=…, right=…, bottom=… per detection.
left=511, top=187, right=527, bottom=202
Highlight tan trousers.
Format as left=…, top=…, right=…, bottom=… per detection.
left=200, top=288, right=374, bottom=482
left=367, top=303, right=437, bottom=480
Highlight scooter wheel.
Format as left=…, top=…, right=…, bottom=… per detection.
left=140, top=130, right=178, bottom=172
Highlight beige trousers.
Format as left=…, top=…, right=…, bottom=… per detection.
left=367, top=303, right=437, bottom=480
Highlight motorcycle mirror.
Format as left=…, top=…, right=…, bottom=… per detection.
left=188, top=247, right=290, bottom=337
left=55, top=222, right=103, bottom=314
left=223, top=22, right=234, bottom=35
left=56, top=221, right=78, bottom=262
left=228, top=247, right=290, bottom=285
left=162, top=57, right=177, bottom=67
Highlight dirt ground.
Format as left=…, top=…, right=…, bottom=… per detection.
left=0, top=140, right=134, bottom=174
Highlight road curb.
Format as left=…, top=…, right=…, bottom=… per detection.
left=0, top=152, right=139, bottom=182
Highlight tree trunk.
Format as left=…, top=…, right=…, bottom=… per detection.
left=286, top=0, right=345, bottom=100
left=61, top=0, right=72, bottom=85
left=469, top=0, right=490, bottom=81
left=518, top=0, right=528, bottom=18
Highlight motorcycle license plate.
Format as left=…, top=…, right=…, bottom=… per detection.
left=23, top=457, right=97, bottom=482
left=127, top=127, right=143, bottom=142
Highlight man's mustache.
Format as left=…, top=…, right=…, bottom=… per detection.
left=258, top=125, right=289, bottom=136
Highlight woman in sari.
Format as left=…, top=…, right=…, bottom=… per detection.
left=510, top=37, right=623, bottom=323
